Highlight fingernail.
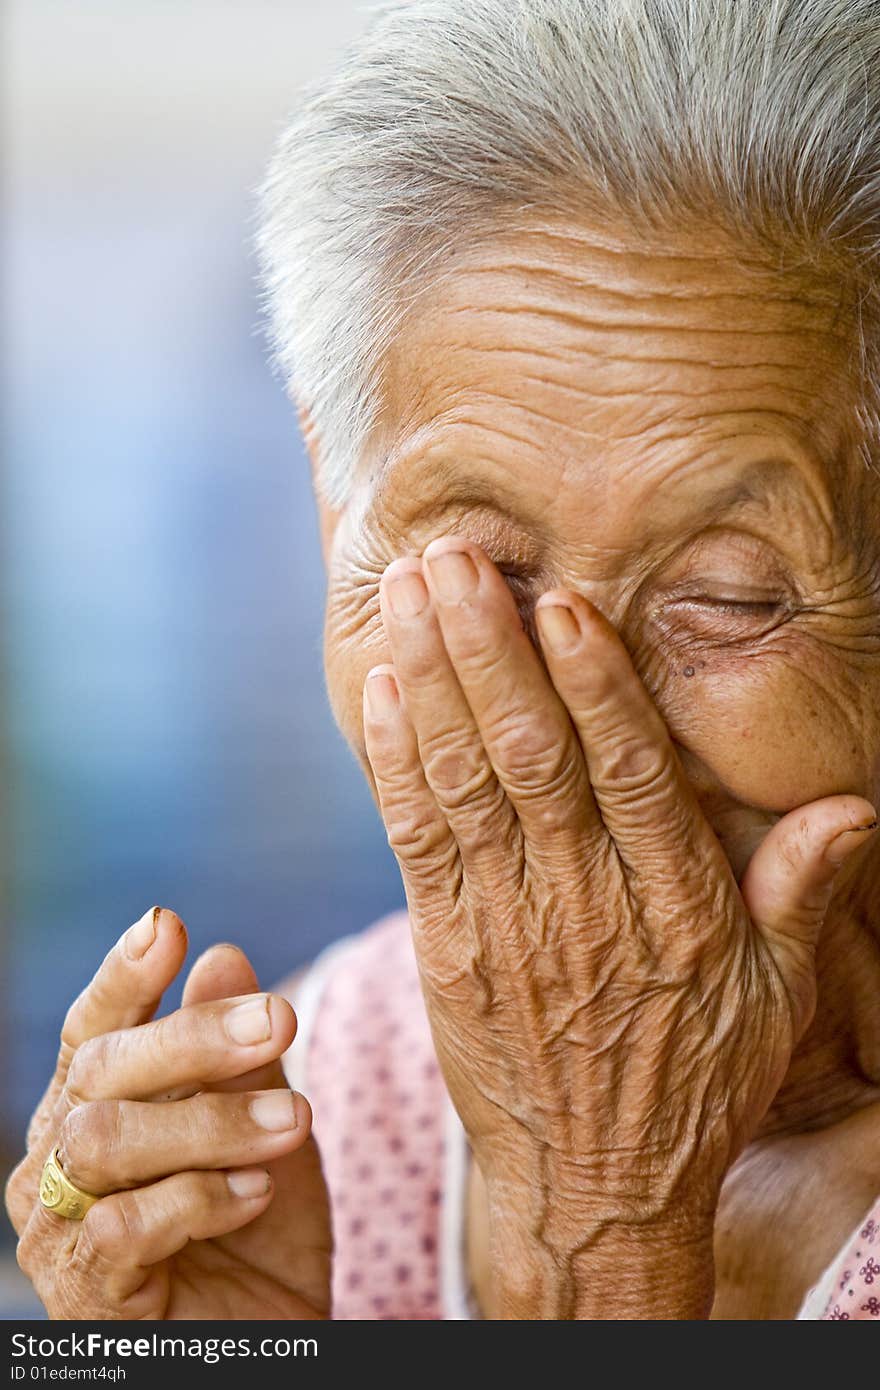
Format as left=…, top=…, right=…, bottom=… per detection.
left=228, top=1169, right=271, bottom=1199
left=536, top=602, right=581, bottom=654
left=123, top=906, right=160, bottom=961
left=226, top=996, right=272, bottom=1045
left=365, top=669, right=399, bottom=718
left=826, top=819, right=878, bottom=865
left=386, top=570, right=428, bottom=618
left=250, top=1090, right=298, bottom=1132
left=425, top=548, right=478, bottom=601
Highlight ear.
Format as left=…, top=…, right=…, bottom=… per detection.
left=298, top=402, right=345, bottom=568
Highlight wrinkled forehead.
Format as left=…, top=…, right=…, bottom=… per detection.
left=373, top=219, right=865, bottom=535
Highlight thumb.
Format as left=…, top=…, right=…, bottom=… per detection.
left=740, top=793, right=877, bottom=1028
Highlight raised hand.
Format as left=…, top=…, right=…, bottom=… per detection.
left=6, top=909, right=331, bottom=1320
left=362, top=536, right=876, bottom=1317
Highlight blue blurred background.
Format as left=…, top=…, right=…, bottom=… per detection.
left=1, top=0, right=404, bottom=1314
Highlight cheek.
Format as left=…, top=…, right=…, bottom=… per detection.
left=654, top=645, right=879, bottom=813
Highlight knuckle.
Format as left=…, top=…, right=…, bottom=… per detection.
left=65, top=1036, right=107, bottom=1103
left=595, top=733, right=674, bottom=800
left=495, top=721, right=583, bottom=804
left=424, top=740, right=496, bottom=807
left=394, top=643, right=445, bottom=691
left=442, top=767, right=499, bottom=819
left=82, top=1191, right=140, bottom=1258
left=374, top=756, right=425, bottom=801
left=386, top=811, right=453, bottom=866
left=58, top=1102, right=118, bottom=1190
left=488, top=710, right=560, bottom=775
left=452, top=638, right=509, bottom=684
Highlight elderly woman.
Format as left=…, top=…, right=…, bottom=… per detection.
left=7, top=0, right=880, bottom=1321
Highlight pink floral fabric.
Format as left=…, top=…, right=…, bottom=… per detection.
left=817, top=1210, right=880, bottom=1320
left=285, top=907, right=879, bottom=1320
left=291, top=910, right=447, bottom=1319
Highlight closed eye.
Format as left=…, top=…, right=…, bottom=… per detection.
left=655, top=592, right=796, bottom=644
left=683, top=596, right=787, bottom=617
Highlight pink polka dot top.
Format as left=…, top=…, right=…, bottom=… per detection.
left=280, top=908, right=880, bottom=1320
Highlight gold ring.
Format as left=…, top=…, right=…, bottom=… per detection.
left=39, top=1146, right=99, bottom=1220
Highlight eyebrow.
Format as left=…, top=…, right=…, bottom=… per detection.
left=646, top=455, right=824, bottom=532
left=377, top=450, right=522, bottom=522
left=391, top=473, right=525, bottom=522
left=384, top=451, right=812, bottom=538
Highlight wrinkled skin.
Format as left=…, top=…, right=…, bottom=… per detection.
left=6, top=913, right=331, bottom=1320
left=327, top=222, right=880, bottom=836
left=9, top=216, right=880, bottom=1321
left=319, top=218, right=880, bottom=1316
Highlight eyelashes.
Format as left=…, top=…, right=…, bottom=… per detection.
left=496, top=562, right=533, bottom=586
left=497, top=565, right=794, bottom=639
left=680, top=596, right=788, bottom=617
left=656, top=594, right=795, bottom=644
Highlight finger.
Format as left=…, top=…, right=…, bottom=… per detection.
left=419, top=539, right=597, bottom=871
left=57, top=1088, right=310, bottom=1195
left=740, top=794, right=877, bottom=1029
left=363, top=663, right=469, bottom=976
left=27, top=907, right=188, bottom=1153
left=379, top=556, right=520, bottom=874
left=534, top=590, right=718, bottom=879
left=182, top=941, right=260, bottom=1007
left=64, top=907, right=188, bottom=1048
left=18, top=1169, right=274, bottom=1310
left=181, top=944, right=287, bottom=1093
left=64, top=993, right=297, bottom=1103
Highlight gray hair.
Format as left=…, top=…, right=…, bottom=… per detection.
left=255, top=0, right=880, bottom=508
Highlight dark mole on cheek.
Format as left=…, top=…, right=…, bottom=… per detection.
left=683, top=665, right=695, bottom=678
